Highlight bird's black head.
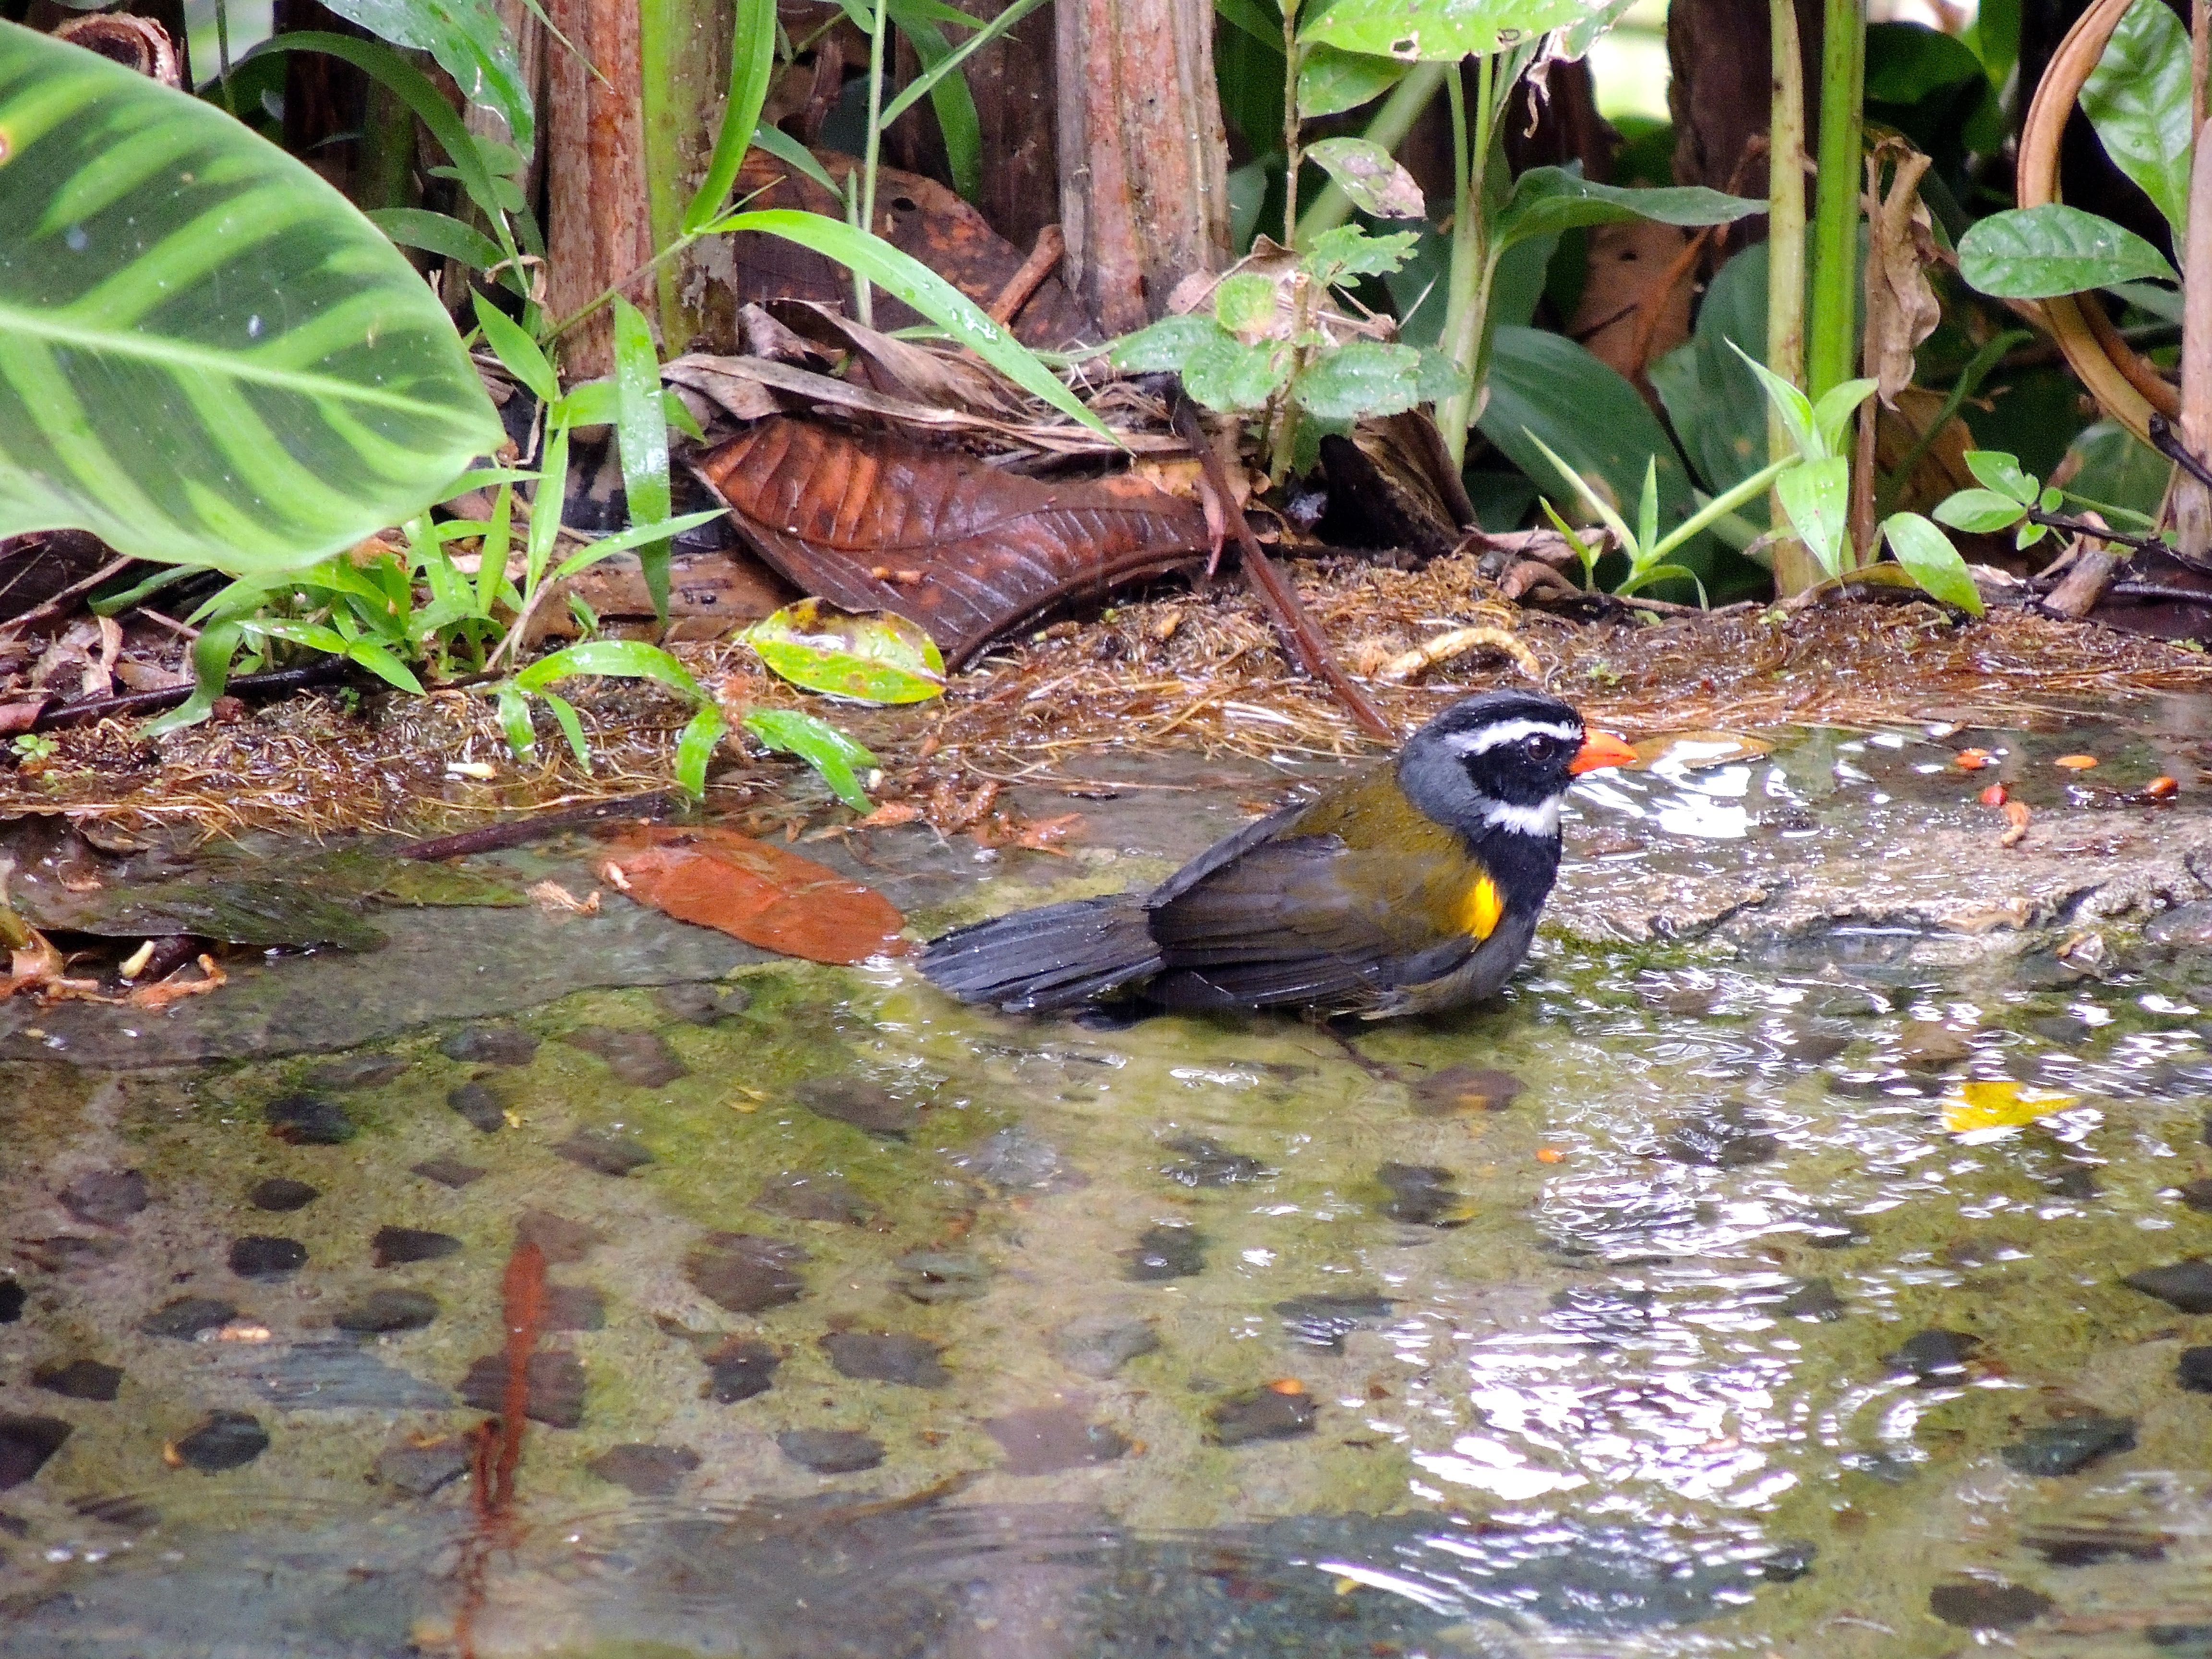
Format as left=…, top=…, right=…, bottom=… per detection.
left=1395, top=690, right=1623, bottom=847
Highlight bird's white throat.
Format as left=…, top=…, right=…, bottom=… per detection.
left=1478, top=793, right=1563, bottom=837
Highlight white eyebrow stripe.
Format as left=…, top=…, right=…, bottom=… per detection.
left=1480, top=795, right=1563, bottom=837
left=1446, top=719, right=1581, bottom=756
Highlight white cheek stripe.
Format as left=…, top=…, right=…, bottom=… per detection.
left=1480, top=795, right=1563, bottom=836
left=1447, top=719, right=1581, bottom=756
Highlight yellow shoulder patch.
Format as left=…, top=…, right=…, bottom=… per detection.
left=1456, top=873, right=1503, bottom=940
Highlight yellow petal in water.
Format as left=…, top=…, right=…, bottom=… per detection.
left=1942, top=1078, right=2076, bottom=1135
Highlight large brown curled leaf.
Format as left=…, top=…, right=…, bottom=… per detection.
left=601, top=825, right=905, bottom=964
left=695, top=420, right=1211, bottom=666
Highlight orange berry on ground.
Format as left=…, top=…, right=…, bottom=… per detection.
left=1535, top=1147, right=1565, bottom=1164
left=1954, top=749, right=1993, bottom=770
left=1979, top=784, right=2007, bottom=806
left=2054, top=754, right=2098, bottom=769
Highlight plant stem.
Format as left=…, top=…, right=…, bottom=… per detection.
left=2174, top=113, right=2212, bottom=556
left=214, top=0, right=236, bottom=114
left=1765, top=0, right=1821, bottom=596
left=1435, top=55, right=1498, bottom=469
left=1805, top=0, right=1865, bottom=397
left=1281, top=0, right=1303, bottom=249
left=855, top=0, right=892, bottom=326
left=1294, top=61, right=1447, bottom=246
left=543, top=232, right=703, bottom=344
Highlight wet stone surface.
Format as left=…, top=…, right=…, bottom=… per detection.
left=554, top=1129, right=656, bottom=1177
left=15, top=718, right=2212, bottom=1655
left=168, top=1411, right=268, bottom=1472
left=1122, top=1224, right=1205, bottom=1280
left=819, top=1331, right=949, bottom=1388
left=776, top=1428, right=883, bottom=1473
left=31, top=1360, right=122, bottom=1402
left=58, top=1170, right=148, bottom=1228
left=246, top=1178, right=319, bottom=1212
left=228, top=1236, right=308, bottom=1279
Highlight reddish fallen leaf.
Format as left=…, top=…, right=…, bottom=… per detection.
left=127, top=955, right=225, bottom=1010
left=2054, top=754, right=2099, bottom=770
left=1979, top=783, right=2007, bottom=806
left=1954, top=748, right=1994, bottom=770
left=2000, top=801, right=2032, bottom=847
left=2144, top=775, right=2180, bottom=799
left=696, top=420, right=1210, bottom=667
left=601, top=824, right=906, bottom=963
left=974, top=810, right=1086, bottom=853
left=856, top=801, right=925, bottom=828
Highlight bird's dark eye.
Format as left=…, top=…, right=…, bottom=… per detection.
left=1524, top=734, right=1561, bottom=763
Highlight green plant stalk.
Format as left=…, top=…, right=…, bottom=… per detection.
left=638, top=0, right=710, bottom=338
left=1765, top=0, right=1821, bottom=596
left=855, top=0, right=893, bottom=326
left=357, top=81, right=417, bottom=213
left=1435, top=56, right=1501, bottom=468
left=1805, top=0, right=1865, bottom=397
left=1281, top=0, right=1304, bottom=250
left=214, top=0, right=236, bottom=114
left=1294, top=61, right=1447, bottom=246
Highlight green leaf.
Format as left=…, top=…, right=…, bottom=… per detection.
left=1181, top=332, right=1289, bottom=411
left=1214, top=272, right=1279, bottom=337
left=2080, top=0, right=2191, bottom=244
left=514, top=639, right=708, bottom=701
left=1299, top=0, right=1594, bottom=60
left=1726, top=339, right=1821, bottom=459
left=1302, top=136, right=1425, bottom=218
left=1216, top=0, right=1284, bottom=48
left=685, top=0, right=781, bottom=229
left=318, top=0, right=532, bottom=149
left=2064, top=418, right=2172, bottom=522
left=1648, top=240, right=1778, bottom=513
left=541, top=690, right=592, bottom=767
left=749, top=122, right=844, bottom=195
left=473, top=291, right=557, bottom=404
left=2017, top=519, right=2050, bottom=550
left=884, top=0, right=984, bottom=203
left=878, top=0, right=1057, bottom=201
left=1109, top=314, right=1220, bottom=373
left=1483, top=325, right=1704, bottom=568
left=610, top=297, right=673, bottom=620
left=548, top=510, right=725, bottom=581
left=1296, top=45, right=1408, bottom=118
left=1931, top=487, right=2028, bottom=532
left=254, top=34, right=517, bottom=264
left=1289, top=339, right=1435, bottom=420
left=1523, top=427, right=1635, bottom=552
left=0, top=23, right=502, bottom=576
left=744, top=707, right=878, bottom=812
left=1958, top=204, right=2179, bottom=298
left=1634, top=456, right=1659, bottom=555
left=743, top=597, right=947, bottom=703
left=1811, top=378, right=1877, bottom=457
left=496, top=684, right=536, bottom=758
left=1884, top=511, right=1984, bottom=613
left=144, top=620, right=245, bottom=738
left=1964, top=448, right=2038, bottom=504
left=1302, top=225, right=1418, bottom=280
left=704, top=209, right=1112, bottom=436
left=1775, top=455, right=1851, bottom=577
left=1494, top=167, right=1761, bottom=252
left=369, top=206, right=505, bottom=274
left=673, top=703, right=730, bottom=798
left=527, top=422, right=569, bottom=590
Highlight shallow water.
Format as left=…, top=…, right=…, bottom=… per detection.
left=4, top=710, right=2212, bottom=1656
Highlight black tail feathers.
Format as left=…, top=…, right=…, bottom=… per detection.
left=916, top=895, right=1162, bottom=1013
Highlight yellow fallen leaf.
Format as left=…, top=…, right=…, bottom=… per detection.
left=1942, top=1078, right=2075, bottom=1135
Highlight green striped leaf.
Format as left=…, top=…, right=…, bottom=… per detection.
left=0, top=22, right=502, bottom=575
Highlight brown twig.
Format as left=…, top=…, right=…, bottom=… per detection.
left=987, top=225, right=1067, bottom=326
left=1171, top=398, right=1397, bottom=742
left=32, top=659, right=347, bottom=731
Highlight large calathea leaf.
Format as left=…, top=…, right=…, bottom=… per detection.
left=0, top=22, right=501, bottom=573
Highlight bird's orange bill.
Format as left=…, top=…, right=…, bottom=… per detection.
left=1569, top=730, right=1638, bottom=774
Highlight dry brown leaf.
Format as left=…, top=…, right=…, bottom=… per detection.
left=527, top=880, right=601, bottom=914
left=856, top=801, right=925, bottom=828
left=696, top=420, right=1210, bottom=667
left=601, top=824, right=906, bottom=964
left=1862, top=140, right=1943, bottom=406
